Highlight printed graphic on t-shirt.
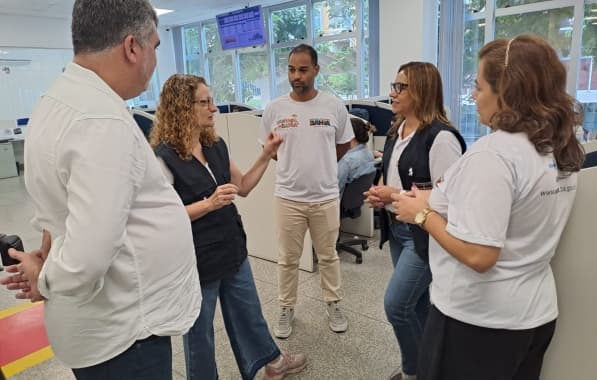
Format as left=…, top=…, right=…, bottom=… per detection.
left=540, top=184, right=576, bottom=197
left=309, top=118, right=332, bottom=127
left=275, top=115, right=299, bottom=130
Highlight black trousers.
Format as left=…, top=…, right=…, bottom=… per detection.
left=418, top=305, right=556, bottom=380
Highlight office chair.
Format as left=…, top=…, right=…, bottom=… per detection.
left=337, top=172, right=376, bottom=264
left=131, top=109, right=155, bottom=140
left=583, top=151, right=597, bottom=169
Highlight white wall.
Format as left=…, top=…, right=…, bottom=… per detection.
left=378, top=0, right=438, bottom=92
left=0, top=14, right=71, bottom=49
left=156, top=26, right=177, bottom=90
left=0, top=48, right=72, bottom=120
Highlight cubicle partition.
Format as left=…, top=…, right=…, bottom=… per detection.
left=542, top=166, right=597, bottom=379
left=217, top=112, right=315, bottom=272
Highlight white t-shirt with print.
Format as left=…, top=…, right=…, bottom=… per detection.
left=428, top=130, right=577, bottom=330
left=259, top=91, right=354, bottom=202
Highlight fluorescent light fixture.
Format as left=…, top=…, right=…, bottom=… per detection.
left=154, top=8, right=173, bottom=16
left=586, top=16, right=597, bottom=20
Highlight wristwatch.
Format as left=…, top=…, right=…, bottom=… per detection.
left=414, top=208, right=435, bottom=227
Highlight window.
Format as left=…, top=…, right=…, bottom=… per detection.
left=203, top=22, right=222, bottom=53
left=203, top=21, right=237, bottom=103
left=578, top=1, right=597, bottom=140
left=178, top=0, right=372, bottom=107
left=207, top=55, right=236, bottom=103
left=273, top=46, right=294, bottom=96
left=495, top=7, right=574, bottom=58
left=465, top=0, right=486, bottom=13
left=312, top=0, right=361, bottom=100
left=313, top=0, right=357, bottom=37
left=362, top=0, right=370, bottom=97
left=271, top=5, right=308, bottom=43
left=442, top=0, right=597, bottom=145
left=461, top=19, right=487, bottom=146
left=183, top=25, right=202, bottom=76
left=315, top=38, right=358, bottom=99
left=239, top=50, right=270, bottom=108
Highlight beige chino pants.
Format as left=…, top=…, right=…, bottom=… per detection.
left=275, top=197, right=343, bottom=307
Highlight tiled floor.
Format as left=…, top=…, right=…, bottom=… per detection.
left=0, top=176, right=401, bottom=380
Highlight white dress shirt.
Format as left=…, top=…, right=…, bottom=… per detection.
left=25, top=63, right=201, bottom=368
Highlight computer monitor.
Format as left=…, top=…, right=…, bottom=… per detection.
left=216, top=6, right=266, bottom=50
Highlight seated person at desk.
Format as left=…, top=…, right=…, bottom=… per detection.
left=337, top=118, right=377, bottom=197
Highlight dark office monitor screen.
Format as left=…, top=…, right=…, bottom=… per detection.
left=216, top=6, right=266, bottom=50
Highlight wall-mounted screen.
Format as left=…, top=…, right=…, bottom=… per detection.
left=216, top=6, right=266, bottom=50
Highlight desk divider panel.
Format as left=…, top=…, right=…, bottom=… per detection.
left=223, top=113, right=314, bottom=272
left=542, top=167, right=597, bottom=380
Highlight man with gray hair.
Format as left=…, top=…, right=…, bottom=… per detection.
left=0, top=1, right=200, bottom=379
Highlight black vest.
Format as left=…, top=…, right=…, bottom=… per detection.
left=155, top=140, right=247, bottom=285
left=379, top=120, right=466, bottom=262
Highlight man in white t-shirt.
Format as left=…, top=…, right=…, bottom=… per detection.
left=259, top=44, right=354, bottom=338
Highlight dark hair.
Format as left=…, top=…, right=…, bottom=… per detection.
left=479, top=35, right=584, bottom=172
left=72, top=0, right=158, bottom=55
left=151, top=75, right=218, bottom=160
left=351, top=118, right=376, bottom=144
left=388, top=61, right=451, bottom=138
left=289, top=44, right=318, bottom=66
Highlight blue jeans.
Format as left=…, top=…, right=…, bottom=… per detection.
left=384, top=222, right=432, bottom=376
left=184, top=258, right=280, bottom=380
left=72, top=335, right=172, bottom=380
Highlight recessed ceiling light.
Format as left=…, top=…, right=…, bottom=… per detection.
left=154, top=8, right=174, bottom=16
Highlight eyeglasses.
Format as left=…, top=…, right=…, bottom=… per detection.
left=390, top=82, right=409, bottom=94
left=193, top=97, right=214, bottom=107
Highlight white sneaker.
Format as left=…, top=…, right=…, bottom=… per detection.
left=326, top=301, right=348, bottom=333
left=273, top=307, right=294, bottom=339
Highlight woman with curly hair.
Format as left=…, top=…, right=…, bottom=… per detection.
left=150, top=74, right=306, bottom=380
left=394, top=35, right=585, bottom=380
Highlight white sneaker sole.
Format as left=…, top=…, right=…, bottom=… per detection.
left=273, top=326, right=292, bottom=339
left=326, top=310, right=348, bottom=333
left=273, top=315, right=294, bottom=339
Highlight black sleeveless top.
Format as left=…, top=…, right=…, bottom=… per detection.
left=379, top=120, right=466, bottom=262
left=155, top=139, right=247, bottom=284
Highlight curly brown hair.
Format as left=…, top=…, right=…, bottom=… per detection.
left=388, top=61, right=452, bottom=139
left=478, top=35, right=584, bottom=172
left=150, top=74, right=218, bottom=160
